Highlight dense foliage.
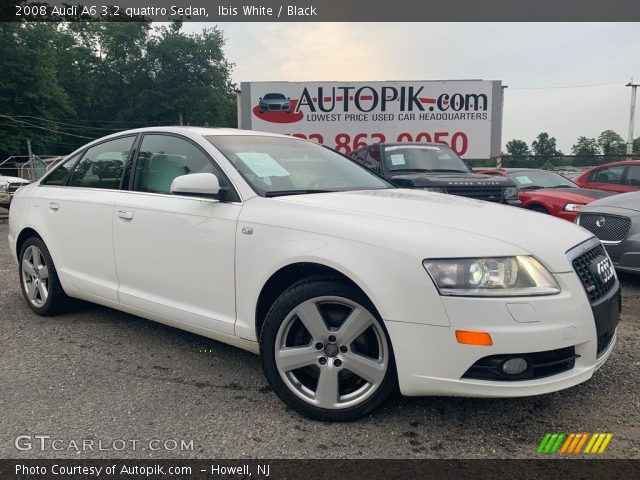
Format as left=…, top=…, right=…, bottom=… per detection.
left=0, top=21, right=237, bottom=159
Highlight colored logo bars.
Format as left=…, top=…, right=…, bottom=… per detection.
left=537, top=433, right=613, bottom=454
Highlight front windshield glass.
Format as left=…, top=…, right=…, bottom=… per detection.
left=207, top=135, right=393, bottom=197
left=382, top=144, right=469, bottom=173
left=508, top=171, right=577, bottom=189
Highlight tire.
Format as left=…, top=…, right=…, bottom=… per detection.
left=260, top=276, right=397, bottom=421
left=529, top=205, right=549, bottom=214
left=19, top=236, right=70, bottom=316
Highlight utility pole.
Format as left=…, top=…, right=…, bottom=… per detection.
left=179, top=112, right=183, bottom=126
left=27, top=138, right=32, bottom=161
left=626, top=78, right=639, bottom=159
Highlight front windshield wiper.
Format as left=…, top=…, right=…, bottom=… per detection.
left=519, top=185, right=541, bottom=190
left=390, top=168, right=432, bottom=173
left=265, top=189, right=334, bottom=197
left=429, top=168, right=469, bottom=173
left=546, top=185, right=575, bottom=188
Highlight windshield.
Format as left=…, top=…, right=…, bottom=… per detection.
left=508, top=171, right=577, bottom=189
left=207, top=135, right=393, bottom=197
left=382, top=144, right=469, bottom=173
left=263, top=93, right=286, bottom=100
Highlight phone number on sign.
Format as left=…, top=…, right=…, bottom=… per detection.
left=290, top=131, right=469, bottom=156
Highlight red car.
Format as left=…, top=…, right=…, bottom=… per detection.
left=480, top=168, right=614, bottom=221
left=574, top=160, right=640, bottom=193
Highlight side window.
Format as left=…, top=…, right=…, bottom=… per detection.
left=625, top=165, right=640, bottom=186
left=69, top=136, right=134, bottom=189
left=132, top=134, right=237, bottom=200
left=41, top=153, right=81, bottom=185
left=589, top=166, right=625, bottom=184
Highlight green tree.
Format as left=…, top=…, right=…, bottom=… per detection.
left=505, top=139, right=530, bottom=156
left=633, top=136, right=640, bottom=155
left=571, top=136, right=600, bottom=156
left=597, top=130, right=626, bottom=156
left=532, top=132, right=563, bottom=157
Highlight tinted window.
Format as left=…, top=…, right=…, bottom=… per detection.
left=207, top=135, right=392, bottom=197
left=589, top=166, right=625, bottom=184
left=69, top=136, right=134, bottom=189
left=625, top=165, right=640, bottom=186
left=41, top=153, right=81, bottom=185
left=133, top=134, right=236, bottom=199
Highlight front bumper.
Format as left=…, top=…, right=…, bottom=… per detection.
left=604, top=237, right=640, bottom=274
left=0, top=192, right=11, bottom=207
left=385, top=271, right=619, bottom=397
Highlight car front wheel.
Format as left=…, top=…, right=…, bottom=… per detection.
left=19, top=237, right=69, bottom=316
left=260, top=276, right=396, bottom=421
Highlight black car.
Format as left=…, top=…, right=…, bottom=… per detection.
left=349, top=143, right=520, bottom=205
left=576, top=191, right=640, bottom=274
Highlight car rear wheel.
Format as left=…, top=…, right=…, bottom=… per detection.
left=260, top=276, right=396, bottom=421
left=19, top=237, right=69, bottom=316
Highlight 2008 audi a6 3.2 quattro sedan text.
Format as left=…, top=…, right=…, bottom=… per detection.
left=8, top=127, right=621, bottom=421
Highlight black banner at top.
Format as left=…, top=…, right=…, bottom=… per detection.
left=4, top=0, right=640, bottom=22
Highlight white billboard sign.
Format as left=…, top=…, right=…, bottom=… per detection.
left=239, top=80, right=503, bottom=158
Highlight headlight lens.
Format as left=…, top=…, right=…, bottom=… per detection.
left=504, top=187, right=519, bottom=200
left=564, top=203, right=584, bottom=212
left=0, top=182, right=8, bottom=192
left=423, top=256, right=560, bottom=296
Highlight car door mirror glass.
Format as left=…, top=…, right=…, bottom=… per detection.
left=170, top=173, right=220, bottom=197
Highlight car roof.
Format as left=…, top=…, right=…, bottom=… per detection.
left=586, top=160, right=639, bottom=169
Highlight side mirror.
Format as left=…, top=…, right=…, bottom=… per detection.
left=259, top=97, right=263, bottom=100
left=170, top=173, right=220, bottom=198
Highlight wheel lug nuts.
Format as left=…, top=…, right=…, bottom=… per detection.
left=339, top=345, right=348, bottom=353
left=334, top=359, right=342, bottom=367
left=315, top=342, right=324, bottom=350
left=319, top=357, right=327, bottom=365
left=328, top=335, right=336, bottom=343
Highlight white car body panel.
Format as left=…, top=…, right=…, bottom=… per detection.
left=7, top=126, right=616, bottom=399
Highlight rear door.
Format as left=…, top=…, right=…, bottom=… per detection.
left=37, top=135, right=136, bottom=301
left=112, top=133, right=241, bottom=334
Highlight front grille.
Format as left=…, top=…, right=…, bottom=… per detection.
left=462, top=347, right=577, bottom=381
left=445, top=186, right=503, bottom=202
left=7, top=182, right=25, bottom=193
left=578, top=214, right=631, bottom=242
left=571, top=243, right=617, bottom=303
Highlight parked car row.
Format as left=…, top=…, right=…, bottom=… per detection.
left=0, top=174, right=31, bottom=209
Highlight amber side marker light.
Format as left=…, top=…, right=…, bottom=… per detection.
left=455, top=330, right=493, bottom=346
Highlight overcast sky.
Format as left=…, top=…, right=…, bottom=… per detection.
left=186, top=22, right=640, bottom=152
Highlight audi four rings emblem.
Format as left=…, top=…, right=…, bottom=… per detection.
left=596, top=258, right=615, bottom=284
left=596, top=217, right=607, bottom=228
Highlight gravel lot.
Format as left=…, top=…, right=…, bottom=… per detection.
left=0, top=223, right=638, bottom=459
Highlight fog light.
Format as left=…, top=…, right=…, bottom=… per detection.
left=502, top=357, right=528, bottom=375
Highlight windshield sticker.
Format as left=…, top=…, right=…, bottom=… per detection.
left=237, top=152, right=290, bottom=178
left=515, top=175, right=533, bottom=185
left=386, top=145, right=440, bottom=151
left=390, top=154, right=406, bottom=166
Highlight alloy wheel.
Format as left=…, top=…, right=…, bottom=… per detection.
left=21, top=245, right=49, bottom=308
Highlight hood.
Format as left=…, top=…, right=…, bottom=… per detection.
left=388, top=171, right=514, bottom=188
left=248, top=189, right=593, bottom=273
left=581, top=190, right=640, bottom=213
left=526, top=187, right=614, bottom=203
left=0, top=175, right=30, bottom=184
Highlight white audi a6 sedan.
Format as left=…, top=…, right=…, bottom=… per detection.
left=8, top=127, right=620, bottom=421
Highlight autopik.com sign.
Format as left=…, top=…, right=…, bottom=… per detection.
left=239, top=80, right=503, bottom=158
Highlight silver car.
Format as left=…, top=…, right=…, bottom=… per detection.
left=258, top=93, right=291, bottom=113
left=577, top=191, right=640, bottom=274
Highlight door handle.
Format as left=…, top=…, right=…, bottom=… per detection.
left=117, top=210, right=134, bottom=220
left=49, top=202, right=59, bottom=211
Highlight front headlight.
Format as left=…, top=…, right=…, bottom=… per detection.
left=423, top=256, right=560, bottom=297
left=0, top=182, right=8, bottom=192
left=564, top=203, right=584, bottom=212
left=504, top=187, right=519, bottom=200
